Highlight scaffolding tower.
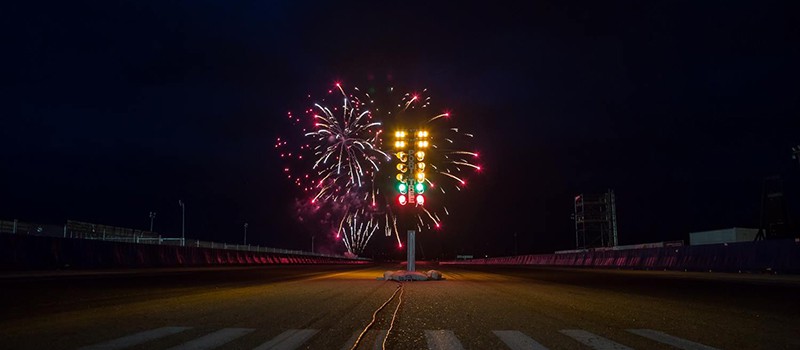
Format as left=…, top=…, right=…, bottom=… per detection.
left=754, top=175, right=790, bottom=241
left=573, top=189, right=618, bottom=249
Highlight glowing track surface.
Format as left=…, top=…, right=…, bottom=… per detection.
left=1, top=265, right=798, bottom=349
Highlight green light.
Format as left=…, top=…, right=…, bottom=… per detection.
left=398, top=183, right=408, bottom=194
left=415, top=182, right=425, bottom=193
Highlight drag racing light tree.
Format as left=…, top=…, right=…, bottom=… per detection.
left=394, top=130, right=408, bottom=205
left=414, top=130, right=429, bottom=206
left=394, top=129, right=429, bottom=207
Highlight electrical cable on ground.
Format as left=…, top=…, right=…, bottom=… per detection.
left=382, top=281, right=404, bottom=350
left=350, top=281, right=404, bottom=350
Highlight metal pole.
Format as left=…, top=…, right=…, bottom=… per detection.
left=149, top=211, right=156, bottom=232
left=574, top=196, right=579, bottom=249
left=514, top=232, right=518, bottom=255
left=243, top=222, right=248, bottom=245
left=179, top=200, right=185, bottom=246
left=610, top=190, right=618, bottom=246
left=407, top=230, right=416, bottom=272
left=311, top=235, right=315, bottom=253
left=12, top=219, right=17, bottom=234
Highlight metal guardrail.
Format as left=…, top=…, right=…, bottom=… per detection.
left=0, top=219, right=367, bottom=260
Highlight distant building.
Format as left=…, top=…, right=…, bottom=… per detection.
left=689, top=227, right=759, bottom=246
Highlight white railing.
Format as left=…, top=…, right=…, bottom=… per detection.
left=0, top=219, right=367, bottom=260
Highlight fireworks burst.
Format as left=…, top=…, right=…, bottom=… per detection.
left=337, top=208, right=380, bottom=255
left=306, top=83, right=389, bottom=196
left=277, top=81, right=480, bottom=255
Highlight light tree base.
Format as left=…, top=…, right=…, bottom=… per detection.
left=379, top=270, right=444, bottom=281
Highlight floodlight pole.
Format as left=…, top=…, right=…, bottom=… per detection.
left=149, top=211, right=156, bottom=232
left=514, top=232, right=518, bottom=255
left=178, top=200, right=185, bottom=246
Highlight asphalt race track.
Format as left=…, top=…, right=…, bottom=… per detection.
left=1, top=264, right=798, bottom=349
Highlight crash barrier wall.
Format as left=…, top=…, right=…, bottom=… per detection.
left=0, top=233, right=369, bottom=270
left=441, top=238, right=800, bottom=273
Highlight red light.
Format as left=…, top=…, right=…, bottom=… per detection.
left=416, top=194, right=425, bottom=205
left=398, top=243, right=403, bottom=248
left=398, top=194, right=407, bottom=206
left=435, top=223, right=441, bottom=228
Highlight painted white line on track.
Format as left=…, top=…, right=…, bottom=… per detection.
left=340, top=330, right=387, bottom=350
left=425, top=330, right=465, bottom=350
left=559, top=330, right=633, bottom=350
left=627, top=329, right=719, bottom=350
left=493, top=330, right=549, bottom=350
left=253, top=329, right=319, bottom=350
left=79, top=326, right=192, bottom=350
left=166, top=328, right=254, bottom=350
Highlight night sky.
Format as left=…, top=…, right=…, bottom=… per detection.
left=2, top=2, right=799, bottom=258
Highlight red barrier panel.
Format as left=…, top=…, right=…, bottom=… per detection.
left=0, top=233, right=369, bottom=269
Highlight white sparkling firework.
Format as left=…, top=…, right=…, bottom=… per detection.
left=305, top=83, right=388, bottom=202
left=337, top=208, right=380, bottom=255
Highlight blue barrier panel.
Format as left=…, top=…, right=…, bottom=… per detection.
left=441, top=239, right=800, bottom=273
